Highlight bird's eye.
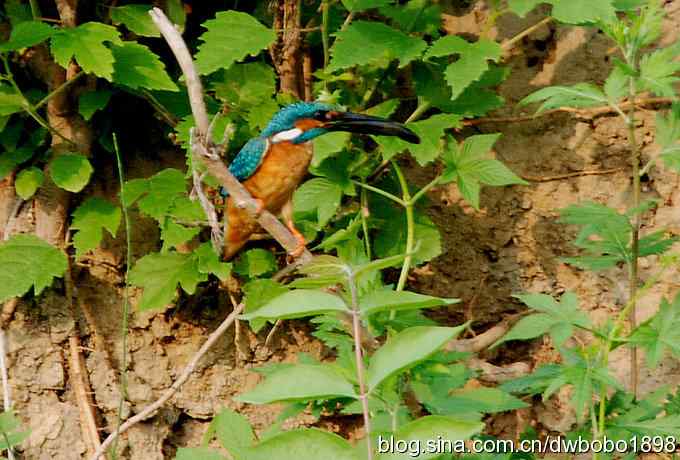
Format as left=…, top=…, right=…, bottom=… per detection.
left=313, top=110, right=328, bottom=121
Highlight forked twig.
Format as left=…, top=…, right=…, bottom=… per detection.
left=88, top=302, right=244, bottom=460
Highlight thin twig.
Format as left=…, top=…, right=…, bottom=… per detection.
left=0, top=330, right=14, bottom=460
left=69, top=335, right=101, bottom=456
left=149, top=8, right=312, bottom=263
left=34, top=71, right=84, bottom=110
left=501, top=16, right=553, bottom=52
left=521, top=167, right=625, bottom=182
left=89, top=302, right=244, bottom=460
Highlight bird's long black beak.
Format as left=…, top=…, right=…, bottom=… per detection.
left=324, top=112, right=420, bottom=144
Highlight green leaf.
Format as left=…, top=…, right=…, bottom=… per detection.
left=71, top=197, right=121, bottom=259
left=519, top=83, right=607, bottom=114
left=328, top=21, right=427, bottom=72
left=494, top=313, right=558, bottom=346
left=373, top=208, right=442, bottom=265
left=49, top=153, right=93, bottom=192
left=0, top=21, right=53, bottom=52
left=129, top=251, right=206, bottom=310
left=234, top=248, right=277, bottom=278
left=468, top=159, right=527, bottom=186
left=242, top=279, right=289, bottom=332
left=360, top=289, right=459, bottom=316
left=211, top=62, right=276, bottom=107
left=508, top=0, right=543, bottom=16
left=5, top=0, right=32, bottom=26
left=210, top=407, right=255, bottom=455
left=78, top=90, right=112, bottom=121
left=236, top=364, right=357, bottom=404
left=244, top=429, right=358, bottom=460
left=341, top=0, right=393, bottom=11
left=367, top=326, right=464, bottom=391
left=0, top=234, right=67, bottom=301
left=0, top=147, right=33, bottom=179
left=379, top=0, right=442, bottom=36
left=376, top=114, right=460, bottom=165
left=312, top=132, right=350, bottom=167
left=240, top=289, right=349, bottom=321
left=425, top=37, right=502, bottom=100
left=293, top=178, right=343, bottom=228
left=638, top=43, right=680, bottom=97
left=612, top=414, right=680, bottom=437
left=195, top=11, right=276, bottom=75
left=175, top=447, right=226, bottom=460
left=0, top=84, right=25, bottom=116
left=604, top=65, right=628, bottom=102
left=376, top=415, right=483, bottom=460
left=629, top=294, right=680, bottom=367
left=0, top=411, right=29, bottom=450
left=194, top=242, right=232, bottom=281
left=15, top=166, right=44, bottom=199
left=124, top=168, right=187, bottom=220
left=549, top=0, right=616, bottom=24
left=50, top=22, right=122, bottom=80
left=440, top=387, right=529, bottom=413
left=111, top=42, right=178, bottom=92
left=110, top=4, right=159, bottom=37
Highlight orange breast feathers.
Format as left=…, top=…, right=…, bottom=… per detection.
left=223, top=141, right=313, bottom=259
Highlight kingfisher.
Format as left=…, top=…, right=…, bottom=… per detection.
left=223, top=101, right=420, bottom=260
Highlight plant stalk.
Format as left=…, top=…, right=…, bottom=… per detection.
left=348, top=270, right=373, bottom=460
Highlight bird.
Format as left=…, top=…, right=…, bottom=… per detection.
left=222, top=101, right=420, bottom=260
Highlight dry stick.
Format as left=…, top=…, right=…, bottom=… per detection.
left=500, top=16, right=553, bottom=53
left=68, top=335, right=101, bottom=456
left=89, top=302, right=244, bottom=460
left=521, top=167, right=625, bottom=182
left=148, top=8, right=312, bottom=263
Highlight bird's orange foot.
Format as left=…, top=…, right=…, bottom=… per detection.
left=286, top=222, right=307, bottom=259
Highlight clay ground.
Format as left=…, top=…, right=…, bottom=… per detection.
left=7, top=2, right=680, bottom=459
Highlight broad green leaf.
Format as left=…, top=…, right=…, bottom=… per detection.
left=166, top=0, right=186, bottom=33
left=493, top=313, right=557, bottom=347
left=0, top=21, right=53, bottom=52
left=78, top=90, right=112, bottom=121
left=293, top=178, right=343, bottom=228
left=0, top=84, right=25, bottom=116
left=0, top=411, right=29, bottom=450
left=341, top=0, right=393, bottom=11
left=612, top=414, right=680, bottom=437
left=464, top=159, right=527, bottom=186
left=373, top=208, right=442, bottom=265
left=360, top=289, right=459, bottom=316
left=175, top=447, right=226, bottom=460
left=234, top=248, right=277, bottom=278
left=195, top=11, right=276, bottom=75
left=5, top=0, right=32, bottom=26
left=367, top=326, right=464, bottom=391
left=508, top=0, right=543, bottom=16
left=629, top=294, right=680, bottom=367
left=110, top=4, right=159, bottom=37
left=379, top=0, right=442, bottom=36
left=14, top=166, right=43, bottom=199
left=244, top=429, right=358, bottom=460
left=236, top=364, right=357, bottom=404
left=50, top=22, right=122, bottom=80
left=71, top=197, right=121, bottom=259
left=129, top=251, right=206, bottom=310
left=211, top=62, right=276, bottom=107
left=194, top=242, right=232, bottom=281
left=657, top=105, right=680, bottom=172
left=549, top=0, right=616, bottom=24
left=500, top=364, right=562, bottom=395
left=240, top=289, right=349, bottom=321
left=210, top=407, right=255, bottom=455
left=111, top=42, right=178, bottom=91
left=0, top=234, right=67, bottom=301
left=49, top=153, right=93, bottom=192
left=0, top=147, right=33, bottom=179
left=312, top=132, right=350, bottom=167
left=328, top=21, right=427, bottom=72
left=638, top=43, right=680, bottom=98
left=425, top=37, right=502, bottom=100
left=519, top=83, right=607, bottom=114
left=160, top=220, right=199, bottom=251
left=124, top=168, right=187, bottom=221
left=242, top=279, right=289, bottom=332
left=377, top=415, right=483, bottom=460
left=604, top=65, right=628, bottom=102
left=376, top=114, right=460, bottom=165
left=440, top=387, right=529, bottom=413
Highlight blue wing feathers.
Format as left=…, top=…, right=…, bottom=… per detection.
left=228, top=137, right=268, bottom=181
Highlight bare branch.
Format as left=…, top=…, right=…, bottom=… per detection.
left=89, top=302, right=244, bottom=460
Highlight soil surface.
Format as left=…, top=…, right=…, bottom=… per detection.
left=7, top=2, right=680, bottom=459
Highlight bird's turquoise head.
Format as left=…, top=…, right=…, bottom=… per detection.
left=261, top=101, right=420, bottom=145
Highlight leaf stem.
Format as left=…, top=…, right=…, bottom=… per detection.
left=360, top=189, right=372, bottom=259
left=347, top=269, right=373, bottom=460
left=111, top=133, right=132, bottom=460
left=34, top=71, right=84, bottom=110
left=353, top=180, right=405, bottom=206
left=392, top=161, right=415, bottom=317
left=321, top=0, right=330, bottom=71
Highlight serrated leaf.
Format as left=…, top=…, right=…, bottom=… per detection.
left=629, top=294, right=680, bottom=367
left=550, top=0, right=616, bottom=24
left=111, top=42, right=178, bottom=91
left=110, top=4, right=159, bottom=37
left=129, top=251, right=206, bottom=310
left=293, top=178, right=343, bottom=228
left=376, top=114, right=460, bottom=165
left=210, top=407, right=254, bottom=455
left=0, top=84, right=25, bottom=116
left=377, top=416, right=483, bottom=460
left=373, top=208, right=442, bottom=265
left=125, top=168, right=187, bottom=220
left=328, top=21, right=427, bottom=72
left=194, top=242, right=231, bottom=281
left=49, top=153, right=93, bottom=192
left=508, top=0, right=544, bottom=16
left=463, top=159, right=528, bottom=186
left=494, top=313, right=558, bottom=347
left=78, top=90, right=112, bottom=121
left=519, top=83, right=607, bottom=114
left=0, top=234, right=67, bottom=301
left=71, top=197, right=121, bottom=259
left=604, top=65, right=628, bottom=102
left=14, top=166, right=43, bottom=199
left=50, top=22, right=122, bottom=80
left=442, top=387, right=529, bottom=413
left=638, top=43, right=680, bottom=97
left=312, top=132, right=350, bottom=166
left=5, top=0, right=32, bottom=26
left=245, top=429, right=358, bottom=460
left=341, top=0, right=393, bottom=11
left=242, top=279, right=289, bottom=332
left=0, top=21, right=53, bottom=52
left=195, top=11, right=276, bottom=75
left=379, top=0, right=442, bottom=36
left=368, top=326, right=464, bottom=391
left=160, top=220, right=200, bottom=251
left=612, top=414, right=680, bottom=437
left=240, top=289, right=349, bottom=321
left=360, top=289, right=459, bottom=316
left=234, top=248, right=277, bottom=278
left=425, top=37, right=501, bottom=100
left=175, top=447, right=226, bottom=460
left=236, top=364, right=357, bottom=404
left=211, top=62, right=276, bottom=107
